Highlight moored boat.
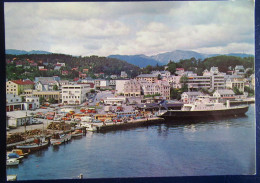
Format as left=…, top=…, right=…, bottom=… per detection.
left=6, top=158, right=19, bottom=166
left=71, top=129, right=83, bottom=137
left=50, top=133, right=71, bottom=145
left=11, top=149, right=29, bottom=157
left=16, top=139, right=49, bottom=153
left=158, top=98, right=249, bottom=120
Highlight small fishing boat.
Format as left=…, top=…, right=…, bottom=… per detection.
left=50, top=133, right=71, bottom=145
left=84, top=123, right=97, bottom=132
left=71, top=129, right=83, bottom=137
left=11, top=149, right=29, bottom=157
left=7, top=153, right=23, bottom=160
left=6, top=159, right=19, bottom=166
left=16, top=138, right=49, bottom=153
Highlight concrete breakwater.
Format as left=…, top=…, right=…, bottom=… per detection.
left=96, top=117, right=164, bottom=132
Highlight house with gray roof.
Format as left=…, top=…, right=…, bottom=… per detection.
left=181, top=91, right=204, bottom=103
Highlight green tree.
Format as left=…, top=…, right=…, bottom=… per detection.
left=48, top=97, right=56, bottom=104
left=90, top=89, right=96, bottom=93
left=39, top=96, right=45, bottom=105
left=233, top=87, right=243, bottom=95
left=53, top=85, right=59, bottom=91
left=167, top=61, right=176, bottom=75
left=244, top=86, right=255, bottom=96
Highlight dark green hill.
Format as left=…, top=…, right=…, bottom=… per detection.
left=6, top=54, right=141, bottom=80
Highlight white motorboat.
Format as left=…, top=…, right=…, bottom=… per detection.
left=6, top=159, right=19, bottom=166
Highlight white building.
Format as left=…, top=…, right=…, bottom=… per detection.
left=94, top=79, right=109, bottom=89
left=104, top=97, right=127, bottom=105
left=115, top=80, right=130, bottom=94
left=226, top=78, right=245, bottom=92
left=62, top=84, right=90, bottom=105
left=6, top=94, right=22, bottom=103
left=26, top=96, right=40, bottom=109
left=213, top=89, right=235, bottom=99
left=141, top=80, right=171, bottom=99
left=109, top=80, right=116, bottom=86
left=35, top=80, right=60, bottom=91
left=181, top=92, right=204, bottom=103
left=121, top=71, right=128, bottom=78
left=7, top=111, right=33, bottom=127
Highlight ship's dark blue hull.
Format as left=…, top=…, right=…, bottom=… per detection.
left=160, top=106, right=249, bottom=120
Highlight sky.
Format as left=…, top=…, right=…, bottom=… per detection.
left=4, top=0, right=255, bottom=57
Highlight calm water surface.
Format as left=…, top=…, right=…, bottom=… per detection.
left=7, top=104, right=256, bottom=180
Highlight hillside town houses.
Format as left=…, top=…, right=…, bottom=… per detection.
left=5, top=64, right=254, bottom=127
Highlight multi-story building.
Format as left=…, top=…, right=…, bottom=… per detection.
left=116, top=80, right=130, bottom=94
left=109, top=80, right=116, bottom=87
left=94, top=79, right=109, bottom=89
left=136, top=74, right=158, bottom=83
left=187, top=67, right=225, bottom=91
left=6, top=80, right=34, bottom=95
left=62, top=84, right=90, bottom=105
left=226, top=78, right=245, bottom=92
left=141, top=80, right=170, bottom=99
left=124, top=79, right=141, bottom=97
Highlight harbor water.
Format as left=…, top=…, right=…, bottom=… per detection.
left=7, top=104, right=256, bottom=180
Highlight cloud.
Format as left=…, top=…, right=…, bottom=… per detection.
left=4, top=1, right=254, bottom=56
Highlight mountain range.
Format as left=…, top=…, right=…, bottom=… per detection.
left=6, top=49, right=52, bottom=55
left=109, top=50, right=253, bottom=67
left=6, top=49, right=254, bottom=68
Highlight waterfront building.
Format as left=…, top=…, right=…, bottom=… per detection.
left=6, top=94, right=35, bottom=111
left=7, top=111, right=33, bottom=127
left=115, top=80, right=130, bottom=94
left=226, top=78, right=245, bottom=92
left=6, top=79, right=34, bottom=95
left=213, top=89, right=235, bottom=101
left=181, top=91, right=204, bottom=103
left=62, top=84, right=90, bottom=105
left=136, top=74, right=158, bottom=83
left=124, top=79, right=141, bottom=97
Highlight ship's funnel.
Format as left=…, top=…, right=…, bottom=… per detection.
left=226, top=100, right=230, bottom=108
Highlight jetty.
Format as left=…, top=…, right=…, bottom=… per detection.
left=93, top=117, right=164, bottom=132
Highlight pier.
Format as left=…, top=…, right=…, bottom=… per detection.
left=95, top=117, right=164, bottom=132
